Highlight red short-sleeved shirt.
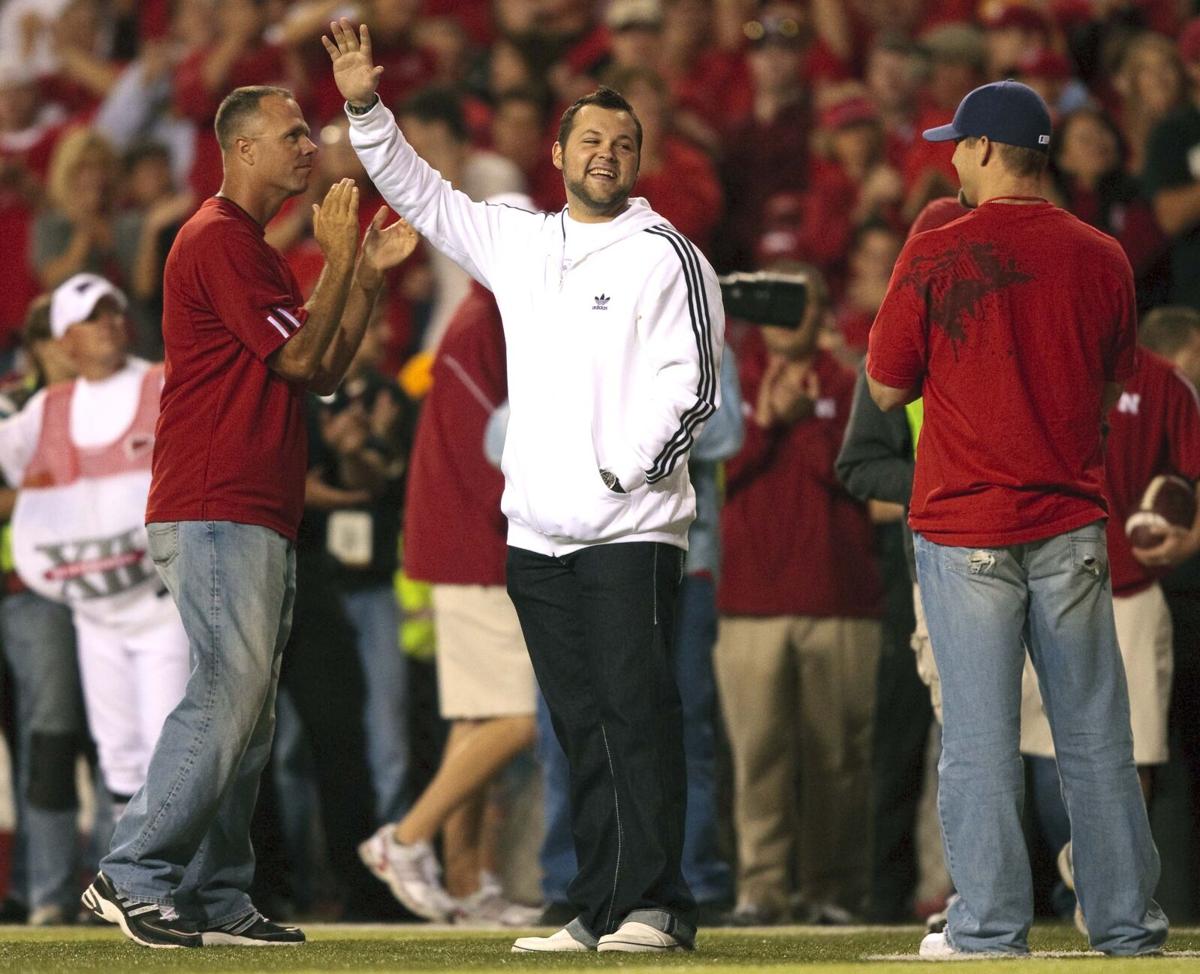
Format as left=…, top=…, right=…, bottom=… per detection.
left=868, top=200, right=1137, bottom=547
left=403, top=283, right=508, bottom=586
left=147, top=196, right=309, bottom=540
left=1105, top=349, right=1200, bottom=595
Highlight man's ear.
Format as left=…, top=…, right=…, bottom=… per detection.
left=235, top=135, right=256, bottom=167
left=977, top=135, right=993, bottom=166
left=551, top=140, right=563, bottom=172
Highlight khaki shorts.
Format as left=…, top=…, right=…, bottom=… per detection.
left=1020, top=582, right=1173, bottom=765
left=431, top=584, right=536, bottom=719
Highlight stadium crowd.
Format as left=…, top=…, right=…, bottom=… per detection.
left=1, top=0, right=1199, bottom=938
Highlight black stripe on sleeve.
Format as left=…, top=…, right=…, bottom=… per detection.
left=643, top=225, right=716, bottom=483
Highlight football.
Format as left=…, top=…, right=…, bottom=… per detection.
left=1125, top=474, right=1197, bottom=549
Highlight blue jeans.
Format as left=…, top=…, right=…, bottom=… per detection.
left=537, top=573, right=731, bottom=906
left=0, top=591, right=83, bottom=912
left=341, top=585, right=409, bottom=823
left=914, top=523, right=1167, bottom=955
left=102, top=521, right=296, bottom=926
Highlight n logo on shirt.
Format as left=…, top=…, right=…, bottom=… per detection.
left=1117, top=392, right=1141, bottom=415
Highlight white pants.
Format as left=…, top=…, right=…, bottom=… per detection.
left=73, top=594, right=190, bottom=799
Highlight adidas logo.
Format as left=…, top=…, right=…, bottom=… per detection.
left=592, top=293, right=610, bottom=310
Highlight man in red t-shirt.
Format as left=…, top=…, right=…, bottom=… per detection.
left=1023, top=344, right=1200, bottom=769
left=1017, top=335, right=1200, bottom=931
left=715, top=265, right=882, bottom=925
left=867, top=81, right=1167, bottom=959
left=82, top=84, right=416, bottom=950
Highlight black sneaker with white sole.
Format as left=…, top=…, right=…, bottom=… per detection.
left=80, top=873, right=201, bottom=949
left=201, top=912, right=305, bottom=946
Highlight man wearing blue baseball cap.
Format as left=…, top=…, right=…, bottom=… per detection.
left=865, top=80, right=1168, bottom=959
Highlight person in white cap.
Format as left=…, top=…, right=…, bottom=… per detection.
left=0, top=273, right=190, bottom=834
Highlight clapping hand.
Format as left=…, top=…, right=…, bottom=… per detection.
left=312, top=177, right=360, bottom=269
left=321, top=18, right=383, bottom=108
left=361, top=206, right=418, bottom=277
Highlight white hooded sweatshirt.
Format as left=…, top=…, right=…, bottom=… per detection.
left=348, top=100, right=724, bottom=556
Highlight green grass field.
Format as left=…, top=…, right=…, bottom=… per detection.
left=1, top=924, right=1198, bottom=974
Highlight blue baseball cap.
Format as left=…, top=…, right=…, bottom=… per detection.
left=922, top=80, right=1052, bottom=153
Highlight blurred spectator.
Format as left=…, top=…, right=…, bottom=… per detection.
left=32, top=128, right=120, bottom=290
left=833, top=218, right=903, bottom=361
left=812, top=93, right=903, bottom=260
left=173, top=0, right=303, bottom=196
left=658, top=0, right=752, bottom=152
left=1014, top=47, right=1090, bottom=120
left=1048, top=106, right=1168, bottom=310
left=412, top=16, right=474, bottom=88
left=716, top=265, right=883, bottom=924
left=980, top=2, right=1052, bottom=79
left=753, top=92, right=902, bottom=290
left=0, top=58, right=68, bottom=181
left=0, top=295, right=87, bottom=927
left=605, top=0, right=665, bottom=73
left=283, top=0, right=435, bottom=124
left=606, top=66, right=723, bottom=254
left=0, top=60, right=63, bottom=356
left=0, top=0, right=75, bottom=81
left=1113, top=31, right=1187, bottom=176
left=1140, top=305, right=1200, bottom=389
left=494, top=0, right=605, bottom=109
left=808, top=0, right=975, bottom=76
left=1141, top=18, right=1200, bottom=310
left=112, top=141, right=195, bottom=359
left=1, top=275, right=190, bottom=826
left=308, top=308, right=416, bottom=825
left=863, top=33, right=923, bottom=164
left=43, top=0, right=124, bottom=113
left=717, top=2, right=812, bottom=271
left=489, top=87, right=561, bottom=211
left=396, top=86, right=523, bottom=350
left=901, top=24, right=985, bottom=219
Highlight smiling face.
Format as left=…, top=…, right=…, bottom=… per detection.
left=552, top=104, right=640, bottom=221
left=62, top=295, right=127, bottom=375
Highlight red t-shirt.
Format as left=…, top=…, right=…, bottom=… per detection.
left=719, top=339, right=882, bottom=618
left=867, top=200, right=1137, bottom=547
left=1105, top=349, right=1200, bottom=595
left=147, top=197, right=310, bottom=540
left=403, top=283, right=507, bottom=585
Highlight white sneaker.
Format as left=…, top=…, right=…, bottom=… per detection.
left=356, top=826, right=460, bottom=922
left=919, top=932, right=965, bottom=958
left=511, top=927, right=592, bottom=952
left=455, top=876, right=542, bottom=928
left=597, top=920, right=691, bottom=952
left=919, top=932, right=1013, bottom=960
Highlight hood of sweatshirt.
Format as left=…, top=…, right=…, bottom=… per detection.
left=557, top=197, right=668, bottom=270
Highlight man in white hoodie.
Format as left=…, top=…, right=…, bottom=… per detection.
left=325, top=18, right=724, bottom=954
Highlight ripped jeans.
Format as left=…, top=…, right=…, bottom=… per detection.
left=913, top=522, right=1167, bottom=956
